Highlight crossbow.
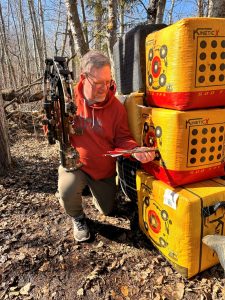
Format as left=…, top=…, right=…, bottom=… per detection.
left=43, top=56, right=82, bottom=171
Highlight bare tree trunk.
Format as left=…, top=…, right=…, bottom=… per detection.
left=94, top=0, right=104, bottom=50
left=198, top=0, right=209, bottom=16
left=198, top=0, right=204, bottom=16
left=0, top=93, right=11, bottom=175
left=118, top=0, right=125, bottom=37
left=206, top=0, right=210, bottom=16
left=9, top=1, right=27, bottom=85
left=18, top=0, right=32, bottom=83
left=61, top=17, right=69, bottom=56
left=64, top=0, right=89, bottom=57
left=27, top=0, right=44, bottom=72
left=38, top=0, right=47, bottom=59
left=147, top=0, right=159, bottom=24
left=32, top=30, right=40, bottom=76
left=0, top=3, right=17, bottom=89
left=156, top=0, right=166, bottom=23
left=208, top=0, right=225, bottom=17
left=0, top=44, right=7, bottom=88
left=106, top=0, right=117, bottom=76
left=69, top=28, right=77, bottom=79
left=168, top=0, right=175, bottom=24
left=80, top=0, right=89, bottom=47
left=54, top=0, right=62, bottom=55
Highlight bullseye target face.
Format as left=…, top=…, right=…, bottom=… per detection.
left=141, top=193, right=172, bottom=249
left=152, top=56, right=161, bottom=77
left=148, top=210, right=161, bottom=233
left=187, top=122, right=225, bottom=167
left=142, top=121, right=158, bottom=148
left=147, top=44, right=168, bottom=90
left=196, top=37, right=225, bottom=87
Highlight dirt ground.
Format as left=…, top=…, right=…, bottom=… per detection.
left=0, top=126, right=225, bottom=300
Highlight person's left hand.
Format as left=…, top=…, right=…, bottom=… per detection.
left=132, top=147, right=155, bottom=163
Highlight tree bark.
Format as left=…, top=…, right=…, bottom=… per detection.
left=156, top=0, right=166, bottom=23
left=147, top=0, right=159, bottom=24
left=106, top=0, right=117, bottom=76
left=208, top=0, right=225, bottom=17
left=0, top=3, right=17, bottom=89
left=38, top=0, right=47, bottom=59
left=0, top=93, right=11, bottom=175
left=168, top=0, right=175, bottom=24
left=27, top=0, right=44, bottom=72
left=64, top=0, right=89, bottom=57
left=18, top=0, right=32, bottom=83
left=94, top=0, right=104, bottom=50
left=118, top=0, right=125, bottom=37
left=80, top=0, right=89, bottom=47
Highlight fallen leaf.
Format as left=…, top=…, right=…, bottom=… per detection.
left=9, top=291, right=20, bottom=296
left=96, top=241, right=104, bottom=248
left=156, top=275, right=164, bottom=284
left=164, top=266, right=173, bottom=276
left=172, top=282, right=185, bottom=300
left=153, top=292, right=161, bottom=300
left=38, top=261, right=50, bottom=272
left=120, top=285, right=129, bottom=297
left=110, top=289, right=116, bottom=298
left=20, top=283, right=32, bottom=295
left=77, top=288, right=84, bottom=296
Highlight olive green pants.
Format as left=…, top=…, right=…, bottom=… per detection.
left=58, top=165, right=117, bottom=217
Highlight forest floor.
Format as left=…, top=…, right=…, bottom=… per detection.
left=0, top=125, right=225, bottom=300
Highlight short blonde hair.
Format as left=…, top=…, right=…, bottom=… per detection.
left=81, top=50, right=111, bottom=73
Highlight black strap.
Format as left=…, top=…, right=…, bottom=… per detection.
left=202, top=201, right=225, bottom=217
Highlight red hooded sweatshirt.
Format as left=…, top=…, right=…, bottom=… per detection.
left=70, top=79, right=138, bottom=180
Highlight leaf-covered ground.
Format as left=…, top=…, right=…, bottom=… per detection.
left=0, top=128, right=225, bottom=300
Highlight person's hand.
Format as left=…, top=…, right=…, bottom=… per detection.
left=132, top=147, right=155, bottom=163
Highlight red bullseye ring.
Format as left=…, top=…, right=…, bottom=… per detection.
left=151, top=56, right=161, bottom=78
left=148, top=210, right=161, bottom=233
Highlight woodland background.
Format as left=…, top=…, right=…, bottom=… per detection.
left=1, top=0, right=225, bottom=170
left=1, top=1, right=225, bottom=300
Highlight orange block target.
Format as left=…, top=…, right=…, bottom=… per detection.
left=141, top=107, right=225, bottom=186
left=137, top=170, right=225, bottom=278
left=145, top=18, right=225, bottom=110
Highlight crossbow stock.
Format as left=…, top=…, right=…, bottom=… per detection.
left=43, top=56, right=82, bottom=171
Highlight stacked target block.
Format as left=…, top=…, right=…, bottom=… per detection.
left=115, top=18, right=225, bottom=278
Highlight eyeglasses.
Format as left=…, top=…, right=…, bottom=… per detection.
left=85, top=73, right=113, bottom=89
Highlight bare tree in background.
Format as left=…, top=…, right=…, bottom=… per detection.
left=94, top=0, right=104, bottom=51
left=147, top=0, right=159, bottom=24
left=0, top=93, right=11, bottom=175
left=168, top=0, right=175, bottom=24
left=208, top=0, right=225, bottom=17
left=118, top=0, right=126, bottom=36
left=64, top=0, right=89, bottom=57
left=156, top=0, right=166, bottom=23
left=18, top=0, right=32, bottom=84
left=0, top=3, right=17, bottom=89
left=80, top=0, right=89, bottom=47
left=197, top=0, right=209, bottom=16
left=106, top=0, right=117, bottom=73
left=27, top=0, right=44, bottom=74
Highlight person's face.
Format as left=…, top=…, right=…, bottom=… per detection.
left=82, top=65, right=112, bottom=102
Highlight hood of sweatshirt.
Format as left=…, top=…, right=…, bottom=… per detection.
left=75, top=78, right=116, bottom=109
left=74, top=78, right=117, bottom=128
left=71, top=78, right=137, bottom=180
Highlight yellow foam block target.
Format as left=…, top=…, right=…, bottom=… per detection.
left=141, top=106, right=225, bottom=186
left=145, top=17, right=225, bottom=110
left=124, top=92, right=144, bottom=146
left=136, top=170, right=225, bottom=278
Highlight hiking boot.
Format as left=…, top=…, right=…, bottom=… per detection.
left=72, top=214, right=90, bottom=242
